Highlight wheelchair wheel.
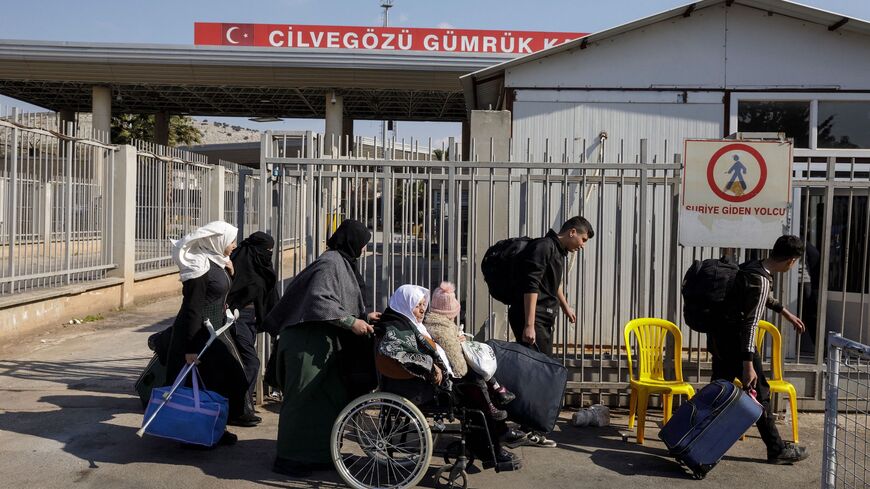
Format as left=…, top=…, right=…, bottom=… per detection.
left=433, top=465, right=468, bottom=489
left=332, top=392, right=433, bottom=489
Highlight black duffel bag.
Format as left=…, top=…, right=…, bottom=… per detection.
left=486, top=339, right=567, bottom=433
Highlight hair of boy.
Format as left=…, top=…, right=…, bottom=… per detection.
left=770, top=235, right=805, bottom=261
left=559, top=216, right=595, bottom=239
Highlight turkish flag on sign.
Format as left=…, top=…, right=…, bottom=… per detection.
left=222, top=24, right=255, bottom=46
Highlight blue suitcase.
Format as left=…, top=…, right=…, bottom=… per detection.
left=658, top=380, right=763, bottom=479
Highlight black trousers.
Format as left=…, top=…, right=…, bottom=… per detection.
left=232, top=309, right=261, bottom=415
left=508, top=304, right=556, bottom=356
left=710, top=349, right=785, bottom=454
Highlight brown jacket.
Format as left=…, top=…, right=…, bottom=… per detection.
left=424, top=313, right=468, bottom=377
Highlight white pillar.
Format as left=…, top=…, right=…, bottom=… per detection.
left=324, top=92, right=343, bottom=157
left=91, top=86, right=112, bottom=141
left=109, top=145, right=137, bottom=308
left=209, top=166, right=226, bottom=225
left=470, top=110, right=512, bottom=340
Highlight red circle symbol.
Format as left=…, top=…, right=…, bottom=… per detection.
left=706, top=143, right=767, bottom=203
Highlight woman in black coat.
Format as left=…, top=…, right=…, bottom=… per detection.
left=165, top=220, right=249, bottom=446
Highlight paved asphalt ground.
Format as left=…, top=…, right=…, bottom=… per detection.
left=0, top=297, right=823, bottom=488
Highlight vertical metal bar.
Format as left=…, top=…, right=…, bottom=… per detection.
left=821, top=332, right=841, bottom=489
left=64, top=123, right=74, bottom=284
left=637, top=140, right=649, bottom=322
left=7, top=113, right=18, bottom=288
left=447, top=162, right=456, bottom=282
left=815, top=158, right=836, bottom=370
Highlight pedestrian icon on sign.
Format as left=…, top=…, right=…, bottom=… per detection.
left=723, top=155, right=748, bottom=196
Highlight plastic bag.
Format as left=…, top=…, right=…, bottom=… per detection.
left=461, top=339, right=497, bottom=381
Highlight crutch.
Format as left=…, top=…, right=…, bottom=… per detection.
left=137, top=308, right=239, bottom=437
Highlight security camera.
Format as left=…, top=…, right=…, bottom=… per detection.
left=330, top=92, right=337, bottom=105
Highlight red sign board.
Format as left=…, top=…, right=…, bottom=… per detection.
left=194, top=23, right=585, bottom=54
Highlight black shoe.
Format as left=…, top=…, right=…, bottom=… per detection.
left=501, top=428, right=529, bottom=449
left=218, top=431, right=238, bottom=446
left=768, top=443, right=809, bottom=464
left=487, top=403, right=508, bottom=421
left=227, top=414, right=260, bottom=427
left=481, top=448, right=523, bottom=472
left=492, top=386, right=516, bottom=406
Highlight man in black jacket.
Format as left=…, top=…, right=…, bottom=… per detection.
left=505, top=216, right=594, bottom=448
left=709, top=235, right=809, bottom=464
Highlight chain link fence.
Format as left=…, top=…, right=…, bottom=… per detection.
left=822, top=332, right=870, bottom=489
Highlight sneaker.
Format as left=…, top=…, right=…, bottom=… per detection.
left=500, top=428, right=529, bottom=449
left=487, top=403, right=508, bottom=421
left=526, top=432, right=557, bottom=448
left=492, top=386, right=516, bottom=406
left=768, top=443, right=809, bottom=465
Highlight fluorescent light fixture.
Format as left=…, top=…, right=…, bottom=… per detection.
left=248, top=116, right=282, bottom=123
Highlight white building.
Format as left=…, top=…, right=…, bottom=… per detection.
left=462, top=0, right=870, bottom=349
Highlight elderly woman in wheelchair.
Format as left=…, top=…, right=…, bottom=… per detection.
left=330, top=284, right=522, bottom=489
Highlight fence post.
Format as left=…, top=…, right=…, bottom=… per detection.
left=7, top=111, right=18, bottom=286
left=637, top=139, right=649, bottom=315
left=108, top=145, right=137, bottom=307
left=821, top=331, right=841, bottom=489
left=209, top=166, right=225, bottom=225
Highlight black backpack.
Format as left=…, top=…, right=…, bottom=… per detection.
left=481, top=237, right=531, bottom=304
left=681, top=257, right=739, bottom=333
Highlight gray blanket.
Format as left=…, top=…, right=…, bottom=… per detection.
left=262, top=250, right=365, bottom=334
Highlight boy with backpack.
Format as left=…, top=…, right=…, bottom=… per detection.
left=688, top=235, right=809, bottom=465
left=483, top=216, right=595, bottom=448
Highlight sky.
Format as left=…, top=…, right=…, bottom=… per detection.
left=3, top=0, right=870, bottom=144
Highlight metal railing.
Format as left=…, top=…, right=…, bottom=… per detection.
left=133, top=141, right=214, bottom=274
left=822, top=332, right=870, bottom=489
left=0, top=107, right=115, bottom=295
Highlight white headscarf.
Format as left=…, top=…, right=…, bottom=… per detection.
left=171, top=221, right=239, bottom=282
left=388, top=284, right=454, bottom=377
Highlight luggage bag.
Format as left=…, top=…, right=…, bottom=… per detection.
left=486, top=339, right=567, bottom=433
left=658, top=380, right=763, bottom=479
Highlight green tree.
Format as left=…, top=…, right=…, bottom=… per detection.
left=111, top=114, right=202, bottom=146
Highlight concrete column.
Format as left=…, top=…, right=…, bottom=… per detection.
left=154, top=112, right=170, bottom=146
left=108, top=145, right=137, bottom=307
left=342, top=117, right=354, bottom=155
left=469, top=110, right=512, bottom=340
left=324, top=92, right=343, bottom=156
left=208, top=166, right=226, bottom=226
left=91, top=86, right=112, bottom=141
left=58, top=109, right=76, bottom=134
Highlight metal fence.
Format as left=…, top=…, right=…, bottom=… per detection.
left=0, top=107, right=115, bottom=295
left=822, top=332, right=870, bottom=489
left=223, top=160, right=240, bottom=226
left=133, top=141, right=214, bottom=274
left=261, top=131, right=870, bottom=407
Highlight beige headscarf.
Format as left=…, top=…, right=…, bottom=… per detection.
left=170, top=221, right=238, bottom=282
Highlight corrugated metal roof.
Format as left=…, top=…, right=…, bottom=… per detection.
left=460, top=0, right=870, bottom=91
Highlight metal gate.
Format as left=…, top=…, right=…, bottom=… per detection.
left=258, top=131, right=870, bottom=409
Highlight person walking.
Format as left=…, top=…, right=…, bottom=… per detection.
left=225, top=231, right=280, bottom=427
left=165, top=220, right=248, bottom=447
left=507, top=216, right=594, bottom=448
left=709, top=235, right=810, bottom=464
left=261, top=219, right=380, bottom=478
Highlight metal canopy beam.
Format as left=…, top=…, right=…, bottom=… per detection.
left=0, top=81, right=468, bottom=121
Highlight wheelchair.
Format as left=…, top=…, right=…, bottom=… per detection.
left=330, top=379, right=502, bottom=489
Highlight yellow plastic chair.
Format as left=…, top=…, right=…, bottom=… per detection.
left=624, top=318, right=696, bottom=444
left=755, top=320, right=800, bottom=443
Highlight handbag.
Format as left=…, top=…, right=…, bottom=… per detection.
left=461, top=339, right=497, bottom=381
left=141, top=366, right=229, bottom=446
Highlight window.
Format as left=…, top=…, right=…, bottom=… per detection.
left=826, top=195, right=870, bottom=294
left=817, top=101, right=870, bottom=149
left=737, top=101, right=810, bottom=148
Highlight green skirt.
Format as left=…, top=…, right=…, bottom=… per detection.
left=275, top=322, right=348, bottom=464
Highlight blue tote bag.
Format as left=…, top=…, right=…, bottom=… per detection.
left=141, top=366, right=228, bottom=446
